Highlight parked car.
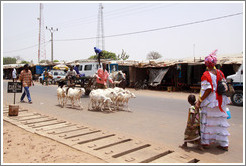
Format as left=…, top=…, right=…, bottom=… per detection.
left=39, top=70, right=66, bottom=84
left=227, top=63, right=243, bottom=106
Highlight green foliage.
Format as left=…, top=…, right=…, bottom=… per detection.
left=53, top=60, right=59, bottom=62
left=117, top=49, right=129, bottom=60
left=3, top=57, right=17, bottom=65
left=39, top=60, right=51, bottom=63
left=20, top=61, right=29, bottom=64
left=88, top=50, right=117, bottom=60
left=88, top=55, right=97, bottom=60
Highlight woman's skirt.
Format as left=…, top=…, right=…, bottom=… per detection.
left=200, top=106, right=230, bottom=147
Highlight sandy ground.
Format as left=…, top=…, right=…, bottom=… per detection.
left=3, top=121, right=105, bottom=163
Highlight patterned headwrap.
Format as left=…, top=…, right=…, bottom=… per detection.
left=205, top=49, right=218, bottom=68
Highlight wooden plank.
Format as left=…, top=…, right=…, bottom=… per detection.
left=72, top=136, right=131, bottom=159
left=38, top=124, right=76, bottom=132
left=35, top=123, right=72, bottom=131
left=17, top=115, right=44, bottom=121
left=91, top=139, right=148, bottom=161
left=47, top=125, right=86, bottom=134
left=28, top=120, right=66, bottom=128
left=151, top=152, right=195, bottom=163
left=79, top=136, right=130, bottom=151
left=57, top=128, right=97, bottom=138
left=74, top=132, right=115, bottom=145
left=112, top=146, right=171, bottom=163
left=7, top=113, right=38, bottom=118
left=22, top=117, right=56, bottom=124
left=64, top=130, right=101, bottom=139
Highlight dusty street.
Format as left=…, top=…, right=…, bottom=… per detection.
left=2, top=80, right=244, bottom=163
left=3, top=121, right=105, bottom=163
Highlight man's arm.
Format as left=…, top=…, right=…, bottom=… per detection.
left=96, top=69, right=102, bottom=80
left=19, top=71, right=23, bottom=81
left=30, top=71, right=34, bottom=86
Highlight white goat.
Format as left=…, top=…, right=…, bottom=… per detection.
left=57, top=87, right=66, bottom=107
left=88, top=89, right=113, bottom=112
left=115, top=90, right=136, bottom=111
left=66, top=88, right=85, bottom=109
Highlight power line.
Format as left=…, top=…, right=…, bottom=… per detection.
left=52, top=4, right=176, bottom=31
left=52, top=4, right=155, bottom=28
left=4, top=4, right=177, bottom=40
left=3, top=12, right=242, bottom=53
left=55, top=12, right=243, bottom=42
left=3, top=41, right=50, bottom=54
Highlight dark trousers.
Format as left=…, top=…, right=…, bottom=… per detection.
left=97, top=52, right=102, bottom=67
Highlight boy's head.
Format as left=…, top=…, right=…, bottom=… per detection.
left=188, top=94, right=196, bottom=105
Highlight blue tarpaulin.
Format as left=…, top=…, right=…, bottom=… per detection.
left=36, top=66, right=52, bottom=74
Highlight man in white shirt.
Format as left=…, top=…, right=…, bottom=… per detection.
left=12, top=68, right=17, bottom=82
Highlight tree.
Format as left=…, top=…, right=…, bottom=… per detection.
left=3, top=57, right=17, bottom=64
left=20, top=60, right=29, bottom=64
left=147, top=51, right=162, bottom=60
left=88, top=50, right=117, bottom=60
left=39, top=60, right=51, bottom=64
left=117, top=49, right=129, bottom=60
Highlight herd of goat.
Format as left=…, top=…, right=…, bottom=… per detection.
left=57, top=86, right=136, bottom=112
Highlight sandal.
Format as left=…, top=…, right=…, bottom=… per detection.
left=217, top=145, right=228, bottom=151
left=202, top=145, right=210, bottom=149
left=197, top=146, right=204, bottom=151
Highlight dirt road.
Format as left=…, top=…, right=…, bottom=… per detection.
left=3, top=121, right=105, bottom=163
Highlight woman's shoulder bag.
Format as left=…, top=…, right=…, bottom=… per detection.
left=217, top=70, right=235, bottom=97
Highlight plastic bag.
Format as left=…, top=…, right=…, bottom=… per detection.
left=226, top=107, right=231, bottom=119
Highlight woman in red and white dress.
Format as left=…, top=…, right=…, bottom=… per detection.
left=195, top=50, right=231, bottom=151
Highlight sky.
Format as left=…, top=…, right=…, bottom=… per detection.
left=1, top=1, right=244, bottom=64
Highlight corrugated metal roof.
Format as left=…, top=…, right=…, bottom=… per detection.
left=3, top=53, right=243, bottom=69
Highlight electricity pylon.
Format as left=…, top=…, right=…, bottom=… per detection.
left=96, top=3, right=105, bottom=50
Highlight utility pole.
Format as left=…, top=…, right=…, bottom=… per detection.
left=37, top=3, right=46, bottom=63
left=37, top=4, right=41, bottom=63
left=46, top=26, right=58, bottom=63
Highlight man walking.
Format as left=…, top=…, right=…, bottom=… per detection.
left=19, top=64, right=34, bottom=104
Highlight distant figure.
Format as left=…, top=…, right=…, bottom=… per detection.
left=179, top=94, right=203, bottom=151
left=66, top=67, right=77, bottom=87
left=19, top=64, right=34, bottom=104
left=12, top=68, right=17, bottom=82
left=94, top=47, right=103, bottom=67
left=73, top=63, right=83, bottom=77
left=95, top=63, right=114, bottom=89
left=43, top=69, right=50, bottom=86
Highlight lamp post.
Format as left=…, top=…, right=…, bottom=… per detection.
left=46, top=26, right=58, bottom=63
left=193, top=44, right=195, bottom=62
